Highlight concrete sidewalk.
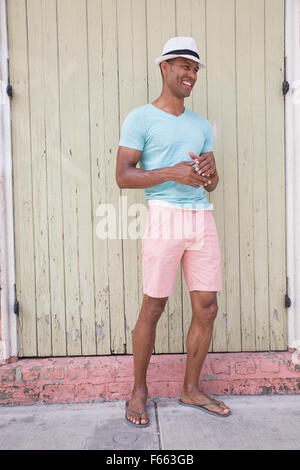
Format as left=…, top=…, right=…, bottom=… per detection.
left=0, top=395, right=300, bottom=450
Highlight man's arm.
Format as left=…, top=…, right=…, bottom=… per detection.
left=116, top=146, right=212, bottom=189
left=116, top=146, right=170, bottom=188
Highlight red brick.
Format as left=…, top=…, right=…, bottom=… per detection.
left=146, top=363, right=160, bottom=377
left=106, top=381, right=132, bottom=400
left=41, top=384, right=75, bottom=403
left=211, top=360, right=231, bottom=375
left=148, top=381, right=170, bottom=397
left=0, top=368, right=16, bottom=384
left=42, top=366, right=65, bottom=382
left=235, top=361, right=256, bottom=375
left=74, top=383, right=107, bottom=401
left=22, top=367, right=41, bottom=383
left=166, top=381, right=182, bottom=397
left=259, top=359, right=280, bottom=374
left=274, top=377, right=300, bottom=394
left=156, top=363, right=184, bottom=381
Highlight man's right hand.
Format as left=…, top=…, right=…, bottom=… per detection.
left=169, top=161, right=211, bottom=188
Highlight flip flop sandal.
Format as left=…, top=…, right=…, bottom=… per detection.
left=178, top=399, right=232, bottom=417
left=125, top=400, right=151, bottom=428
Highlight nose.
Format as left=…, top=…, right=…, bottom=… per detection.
left=187, top=70, right=197, bottom=83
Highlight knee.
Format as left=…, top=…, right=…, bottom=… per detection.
left=146, top=301, right=166, bottom=320
left=144, top=299, right=167, bottom=322
left=193, top=302, right=218, bottom=326
left=208, top=302, right=218, bottom=321
left=142, top=296, right=167, bottom=324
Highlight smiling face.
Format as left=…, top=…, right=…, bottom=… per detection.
left=160, top=57, right=199, bottom=98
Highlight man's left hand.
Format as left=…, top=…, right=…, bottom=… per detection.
left=188, top=151, right=216, bottom=177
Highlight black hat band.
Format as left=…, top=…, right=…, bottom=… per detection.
left=162, top=49, right=200, bottom=59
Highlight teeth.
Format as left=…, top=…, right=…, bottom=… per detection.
left=183, top=81, right=192, bottom=86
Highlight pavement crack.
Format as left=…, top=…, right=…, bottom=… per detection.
left=154, top=400, right=162, bottom=450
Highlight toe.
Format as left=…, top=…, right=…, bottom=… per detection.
left=218, top=401, right=231, bottom=413
left=140, top=413, right=149, bottom=425
left=208, top=404, right=224, bottom=414
left=127, top=411, right=136, bottom=424
left=133, top=414, right=140, bottom=424
left=127, top=409, right=149, bottom=425
left=205, top=402, right=230, bottom=415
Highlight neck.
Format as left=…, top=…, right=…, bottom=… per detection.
left=152, top=88, right=185, bottom=116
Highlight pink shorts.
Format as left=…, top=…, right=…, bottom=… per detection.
left=141, top=205, right=222, bottom=298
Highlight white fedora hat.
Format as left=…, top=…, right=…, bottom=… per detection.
left=154, top=36, right=206, bottom=68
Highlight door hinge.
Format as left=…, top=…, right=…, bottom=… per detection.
left=285, top=276, right=291, bottom=308
left=6, top=58, right=13, bottom=99
left=282, top=80, right=289, bottom=96
left=6, top=84, right=13, bottom=98
left=282, top=56, right=289, bottom=96
left=285, top=294, right=291, bottom=308
left=14, top=284, right=19, bottom=315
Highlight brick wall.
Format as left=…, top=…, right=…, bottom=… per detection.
left=0, top=352, right=299, bottom=405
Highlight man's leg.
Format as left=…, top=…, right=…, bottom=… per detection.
left=126, top=293, right=168, bottom=425
left=180, top=290, right=231, bottom=415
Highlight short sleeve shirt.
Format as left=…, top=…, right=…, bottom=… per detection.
left=119, top=103, right=214, bottom=210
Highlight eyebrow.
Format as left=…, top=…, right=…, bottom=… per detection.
left=180, top=59, right=199, bottom=71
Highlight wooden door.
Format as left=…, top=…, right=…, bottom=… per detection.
left=7, top=0, right=286, bottom=356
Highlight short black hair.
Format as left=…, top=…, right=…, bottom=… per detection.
left=159, top=58, right=175, bottom=80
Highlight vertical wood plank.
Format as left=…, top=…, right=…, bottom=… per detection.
left=117, top=0, right=139, bottom=354
left=26, top=0, right=52, bottom=356
left=117, top=0, right=148, bottom=354
left=250, top=0, right=269, bottom=350
left=42, top=0, right=66, bottom=356
left=236, top=0, right=271, bottom=350
left=146, top=0, right=176, bottom=353
left=236, top=0, right=256, bottom=351
left=176, top=0, right=209, bottom=353
left=147, top=0, right=176, bottom=105
left=7, top=0, right=37, bottom=356
left=87, top=0, right=111, bottom=354
left=207, top=0, right=237, bottom=352
left=57, top=0, right=82, bottom=355
left=190, top=0, right=208, bottom=116
left=102, top=0, right=126, bottom=353
left=265, top=0, right=286, bottom=349
left=75, top=0, right=96, bottom=356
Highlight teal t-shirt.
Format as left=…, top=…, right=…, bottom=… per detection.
left=119, top=103, right=214, bottom=210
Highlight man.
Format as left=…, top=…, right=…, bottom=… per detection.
left=116, top=37, right=231, bottom=426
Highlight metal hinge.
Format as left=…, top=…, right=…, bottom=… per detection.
left=6, top=58, right=13, bottom=99
left=285, top=276, right=291, bottom=308
left=285, top=294, right=291, bottom=308
left=282, top=80, right=289, bottom=96
left=13, top=284, right=19, bottom=315
left=282, top=56, right=289, bottom=96
left=6, top=84, right=12, bottom=98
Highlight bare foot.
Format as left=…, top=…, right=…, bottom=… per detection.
left=126, top=385, right=149, bottom=425
left=180, top=387, right=231, bottom=416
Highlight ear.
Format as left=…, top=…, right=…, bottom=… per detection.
left=160, top=60, right=168, bottom=80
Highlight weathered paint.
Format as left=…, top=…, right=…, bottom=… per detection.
left=6, top=0, right=286, bottom=357
left=0, top=0, right=18, bottom=363
left=0, top=352, right=299, bottom=405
